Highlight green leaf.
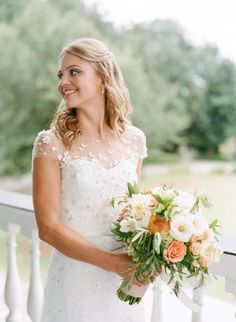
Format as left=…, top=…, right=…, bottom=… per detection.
left=127, top=182, right=139, bottom=197
left=131, top=230, right=146, bottom=243
left=209, top=219, right=221, bottom=233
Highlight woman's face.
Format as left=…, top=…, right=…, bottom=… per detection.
left=57, top=52, right=103, bottom=109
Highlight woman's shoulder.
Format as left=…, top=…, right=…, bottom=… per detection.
left=33, top=128, right=59, bottom=144
left=32, top=128, right=63, bottom=160
left=124, top=123, right=146, bottom=140
left=123, top=123, right=148, bottom=159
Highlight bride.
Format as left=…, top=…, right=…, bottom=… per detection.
left=32, top=37, right=151, bottom=322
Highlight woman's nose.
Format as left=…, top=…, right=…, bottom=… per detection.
left=60, top=76, right=70, bottom=85
left=59, top=72, right=71, bottom=85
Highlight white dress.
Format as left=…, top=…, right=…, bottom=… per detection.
left=32, top=124, right=151, bottom=322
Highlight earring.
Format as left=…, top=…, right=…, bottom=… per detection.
left=102, top=87, right=105, bottom=94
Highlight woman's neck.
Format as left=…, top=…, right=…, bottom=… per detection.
left=76, top=117, right=113, bottom=140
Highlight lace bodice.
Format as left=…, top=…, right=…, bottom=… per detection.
left=32, top=124, right=148, bottom=237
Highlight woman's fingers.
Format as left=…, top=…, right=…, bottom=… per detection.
left=133, top=270, right=159, bottom=286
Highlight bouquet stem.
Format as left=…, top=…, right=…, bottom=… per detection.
left=117, top=279, right=150, bottom=305
left=116, top=287, right=142, bottom=305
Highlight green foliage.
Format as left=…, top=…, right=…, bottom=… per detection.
left=209, top=219, right=221, bottom=234
left=0, top=0, right=236, bottom=175
left=127, top=182, right=139, bottom=196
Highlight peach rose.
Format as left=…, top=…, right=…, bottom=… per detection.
left=163, top=240, right=187, bottom=263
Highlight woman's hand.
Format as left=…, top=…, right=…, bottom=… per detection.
left=110, top=253, right=158, bottom=286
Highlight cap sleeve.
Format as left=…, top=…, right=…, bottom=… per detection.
left=135, top=129, right=148, bottom=159
left=127, top=125, right=148, bottom=160
left=32, top=129, right=62, bottom=161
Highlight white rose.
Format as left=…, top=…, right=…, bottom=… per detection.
left=170, top=215, right=194, bottom=242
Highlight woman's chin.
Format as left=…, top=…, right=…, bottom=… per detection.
left=64, top=99, right=80, bottom=109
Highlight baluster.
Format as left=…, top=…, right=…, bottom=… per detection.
left=150, top=277, right=164, bottom=322
left=224, top=278, right=236, bottom=320
left=0, top=305, right=5, bottom=322
left=191, top=287, right=203, bottom=322
left=0, top=276, right=5, bottom=322
left=27, top=229, right=43, bottom=322
left=4, top=223, right=23, bottom=322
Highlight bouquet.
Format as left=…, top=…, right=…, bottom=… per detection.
left=111, top=183, right=223, bottom=305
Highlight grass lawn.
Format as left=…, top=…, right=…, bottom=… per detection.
left=0, top=172, right=235, bottom=304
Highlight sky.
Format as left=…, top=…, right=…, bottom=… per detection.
left=85, top=0, right=236, bottom=63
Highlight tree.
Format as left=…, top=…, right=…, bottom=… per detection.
left=1, top=1, right=236, bottom=175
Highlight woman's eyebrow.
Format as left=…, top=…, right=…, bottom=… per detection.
left=58, top=64, right=82, bottom=73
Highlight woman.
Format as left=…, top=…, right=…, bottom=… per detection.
left=32, top=38, right=151, bottom=322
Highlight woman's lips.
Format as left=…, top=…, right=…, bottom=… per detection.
left=63, top=89, right=79, bottom=97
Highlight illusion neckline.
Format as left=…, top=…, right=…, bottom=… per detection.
left=62, top=155, right=138, bottom=171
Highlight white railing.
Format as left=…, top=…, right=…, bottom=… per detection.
left=0, top=189, right=235, bottom=322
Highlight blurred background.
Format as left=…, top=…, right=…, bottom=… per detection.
left=0, top=0, right=235, bottom=314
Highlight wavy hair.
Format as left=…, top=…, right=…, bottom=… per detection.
left=50, top=38, right=133, bottom=148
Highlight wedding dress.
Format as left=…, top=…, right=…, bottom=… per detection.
left=32, top=123, right=151, bottom=322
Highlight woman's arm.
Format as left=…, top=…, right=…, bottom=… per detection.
left=136, top=159, right=143, bottom=185
left=32, top=157, right=114, bottom=272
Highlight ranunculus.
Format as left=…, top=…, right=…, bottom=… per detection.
left=170, top=215, right=194, bottom=242
left=189, top=242, right=202, bottom=256
left=163, top=240, right=187, bottom=263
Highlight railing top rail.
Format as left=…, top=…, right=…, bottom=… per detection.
left=0, top=190, right=35, bottom=238
left=219, top=235, right=236, bottom=256
left=0, top=190, right=235, bottom=253
left=0, top=189, right=33, bottom=212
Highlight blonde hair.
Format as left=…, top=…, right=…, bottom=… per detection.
left=50, top=38, right=133, bottom=148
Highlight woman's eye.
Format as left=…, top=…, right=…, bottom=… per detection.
left=70, top=69, right=80, bottom=76
left=57, top=73, right=62, bottom=79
